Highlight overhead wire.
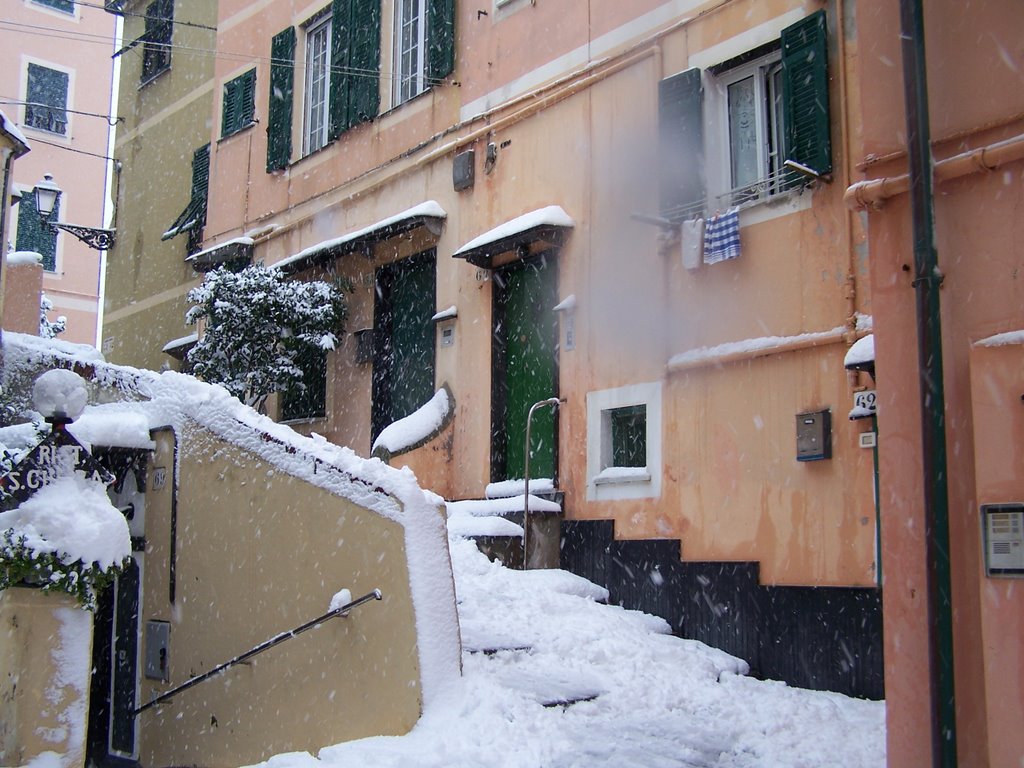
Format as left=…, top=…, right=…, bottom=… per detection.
left=19, top=136, right=117, bottom=162
left=0, top=19, right=448, bottom=87
left=69, top=0, right=218, bottom=31
left=0, top=99, right=124, bottom=125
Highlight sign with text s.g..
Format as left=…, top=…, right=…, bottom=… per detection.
left=0, top=428, right=113, bottom=508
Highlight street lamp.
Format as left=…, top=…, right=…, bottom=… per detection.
left=33, top=173, right=115, bottom=251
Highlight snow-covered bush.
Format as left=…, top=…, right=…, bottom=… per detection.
left=185, top=264, right=350, bottom=412
left=0, top=472, right=131, bottom=609
left=39, top=293, right=67, bottom=339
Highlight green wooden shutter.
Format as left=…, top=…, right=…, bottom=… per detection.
left=240, top=69, right=256, bottom=126
left=221, top=70, right=256, bottom=137
left=191, top=144, right=211, bottom=226
left=17, top=194, right=59, bottom=272
left=348, top=0, right=381, bottom=124
left=328, top=0, right=351, bottom=140
left=781, top=10, right=831, bottom=176
left=658, top=68, right=704, bottom=219
left=267, top=27, right=296, bottom=171
left=221, top=79, right=238, bottom=137
left=426, top=0, right=455, bottom=83
left=329, top=0, right=380, bottom=140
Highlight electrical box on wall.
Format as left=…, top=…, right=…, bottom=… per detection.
left=144, top=620, right=170, bottom=681
left=796, top=409, right=832, bottom=461
left=453, top=149, right=475, bottom=191
left=981, top=503, right=1024, bottom=577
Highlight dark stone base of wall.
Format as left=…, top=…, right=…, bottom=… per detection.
left=560, top=519, right=884, bottom=700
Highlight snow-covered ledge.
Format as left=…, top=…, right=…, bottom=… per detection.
left=371, top=384, right=455, bottom=462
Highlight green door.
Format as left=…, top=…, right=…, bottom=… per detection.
left=372, top=251, right=436, bottom=439
left=492, top=254, right=559, bottom=482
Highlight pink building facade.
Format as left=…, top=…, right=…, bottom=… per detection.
left=1, top=0, right=115, bottom=345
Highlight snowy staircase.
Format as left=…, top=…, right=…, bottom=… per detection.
left=445, top=479, right=562, bottom=570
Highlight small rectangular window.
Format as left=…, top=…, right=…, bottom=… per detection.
left=141, top=0, right=173, bottom=84
left=221, top=69, right=256, bottom=138
left=25, top=63, right=69, bottom=136
left=609, top=405, right=647, bottom=468
left=303, top=15, right=332, bottom=155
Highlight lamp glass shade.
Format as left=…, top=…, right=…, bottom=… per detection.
left=33, top=174, right=62, bottom=219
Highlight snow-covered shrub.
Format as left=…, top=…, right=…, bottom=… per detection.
left=0, top=473, right=131, bottom=609
left=39, top=293, right=67, bottom=339
left=185, top=264, right=350, bottom=412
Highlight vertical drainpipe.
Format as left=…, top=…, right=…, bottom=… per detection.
left=898, top=1, right=957, bottom=765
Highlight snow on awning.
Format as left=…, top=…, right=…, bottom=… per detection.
left=844, top=333, right=875, bottom=374
left=186, top=237, right=254, bottom=272
left=275, top=201, right=447, bottom=275
left=162, top=332, right=199, bottom=360
left=453, top=205, right=574, bottom=268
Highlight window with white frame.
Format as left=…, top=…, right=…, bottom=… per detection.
left=586, top=382, right=662, bottom=501
left=303, top=15, right=332, bottom=155
left=717, top=47, right=787, bottom=205
left=659, top=10, right=831, bottom=220
left=394, top=0, right=427, bottom=106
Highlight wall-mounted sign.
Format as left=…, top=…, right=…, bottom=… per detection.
left=854, top=389, right=877, bottom=414
left=0, top=428, right=113, bottom=508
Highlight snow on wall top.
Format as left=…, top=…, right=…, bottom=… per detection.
left=975, top=329, right=1024, bottom=347
left=0, top=332, right=462, bottom=707
left=454, top=205, right=575, bottom=256
left=273, top=201, right=447, bottom=272
left=7, top=251, right=42, bottom=266
left=668, top=326, right=847, bottom=370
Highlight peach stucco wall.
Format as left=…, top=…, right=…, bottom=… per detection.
left=2, top=261, right=43, bottom=336
left=852, top=1, right=1024, bottom=763
left=198, top=0, right=876, bottom=591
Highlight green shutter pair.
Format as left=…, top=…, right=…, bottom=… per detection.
left=265, top=0, right=455, bottom=171
left=222, top=69, right=256, bottom=138
left=659, top=9, right=831, bottom=217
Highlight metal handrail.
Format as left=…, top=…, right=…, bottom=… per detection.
left=523, top=398, right=561, bottom=569
left=133, top=588, right=383, bottom=716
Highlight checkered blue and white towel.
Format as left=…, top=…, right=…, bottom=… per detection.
left=703, top=207, right=741, bottom=265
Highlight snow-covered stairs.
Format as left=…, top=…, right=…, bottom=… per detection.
left=445, top=479, right=562, bottom=570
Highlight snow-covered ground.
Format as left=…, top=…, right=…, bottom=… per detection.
left=253, top=537, right=886, bottom=768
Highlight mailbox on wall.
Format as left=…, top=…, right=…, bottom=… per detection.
left=796, top=410, right=832, bottom=462
left=144, top=620, right=171, bottom=681
left=981, top=503, right=1024, bottom=577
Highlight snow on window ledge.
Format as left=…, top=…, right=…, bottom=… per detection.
left=592, top=466, right=652, bottom=486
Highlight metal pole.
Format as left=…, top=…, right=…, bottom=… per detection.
left=523, top=397, right=560, bottom=569
left=898, top=1, right=957, bottom=764
left=134, top=589, right=383, bottom=716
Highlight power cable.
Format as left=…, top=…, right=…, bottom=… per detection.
left=0, top=20, right=447, bottom=86
left=70, top=0, right=218, bottom=31
left=0, top=99, right=124, bottom=126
